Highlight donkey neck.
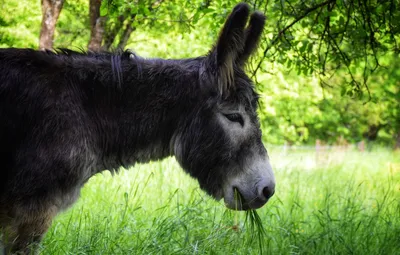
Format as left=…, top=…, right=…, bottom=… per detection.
left=87, top=57, right=200, bottom=170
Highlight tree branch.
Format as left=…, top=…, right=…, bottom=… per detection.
left=251, top=0, right=336, bottom=78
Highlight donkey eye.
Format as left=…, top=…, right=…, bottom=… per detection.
left=224, top=113, right=244, bottom=126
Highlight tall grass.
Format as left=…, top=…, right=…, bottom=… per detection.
left=40, top=148, right=400, bottom=254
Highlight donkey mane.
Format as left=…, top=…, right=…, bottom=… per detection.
left=42, top=48, right=141, bottom=88
left=1, top=46, right=259, bottom=113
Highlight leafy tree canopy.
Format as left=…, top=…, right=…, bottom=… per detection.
left=0, top=0, right=399, bottom=147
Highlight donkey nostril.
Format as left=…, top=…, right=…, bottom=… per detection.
left=262, top=186, right=275, bottom=200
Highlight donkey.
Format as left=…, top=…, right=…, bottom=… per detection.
left=0, top=3, right=275, bottom=254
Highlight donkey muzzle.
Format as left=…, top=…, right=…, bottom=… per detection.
left=223, top=162, right=275, bottom=210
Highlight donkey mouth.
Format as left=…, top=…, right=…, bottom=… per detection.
left=224, top=187, right=268, bottom=211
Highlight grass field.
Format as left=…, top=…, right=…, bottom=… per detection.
left=39, top=147, right=400, bottom=255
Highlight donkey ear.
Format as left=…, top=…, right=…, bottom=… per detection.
left=239, top=11, right=266, bottom=65
left=208, top=3, right=250, bottom=95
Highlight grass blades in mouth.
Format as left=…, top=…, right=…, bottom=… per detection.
left=245, top=209, right=267, bottom=254
left=234, top=188, right=267, bottom=254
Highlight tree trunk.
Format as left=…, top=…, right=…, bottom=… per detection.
left=102, top=15, right=125, bottom=51
left=88, top=0, right=106, bottom=51
left=363, top=124, right=381, bottom=141
left=395, top=130, right=400, bottom=150
left=117, top=19, right=136, bottom=50
left=39, top=0, right=65, bottom=50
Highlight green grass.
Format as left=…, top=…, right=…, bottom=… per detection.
left=40, top=148, right=400, bottom=254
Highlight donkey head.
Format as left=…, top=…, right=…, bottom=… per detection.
left=173, top=3, right=275, bottom=210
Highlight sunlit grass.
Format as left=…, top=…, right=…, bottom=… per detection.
left=40, top=148, right=400, bottom=254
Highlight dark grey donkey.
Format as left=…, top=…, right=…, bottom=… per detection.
left=0, top=3, right=275, bottom=254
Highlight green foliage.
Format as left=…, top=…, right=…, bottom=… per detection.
left=251, top=0, right=400, bottom=96
left=55, top=0, right=89, bottom=48
left=0, top=0, right=41, bottom=48
left=258, top=64, right=399, bottom=145
left=98, top=0, right=212, bottom=50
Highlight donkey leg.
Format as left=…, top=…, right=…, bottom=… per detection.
left=2, top=204, right=57, bottom=255
left=0, top=235, right=4, bottom=255
left=0, top=208, right=11, bottom=255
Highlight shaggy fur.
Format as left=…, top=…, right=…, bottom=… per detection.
left=0, top=3, right=274, bottom=254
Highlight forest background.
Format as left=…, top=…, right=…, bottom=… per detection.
left=0, top=0, right=399, bottom=148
